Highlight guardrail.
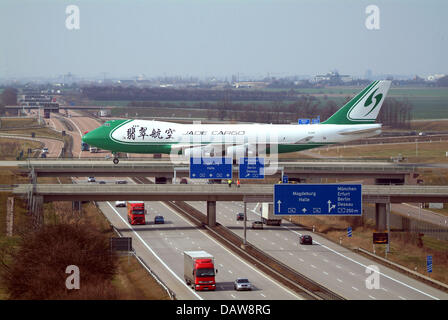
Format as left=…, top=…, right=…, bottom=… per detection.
left=110, top=223, right=176, bottom=300
left=167, top=200, right=344, bottom=300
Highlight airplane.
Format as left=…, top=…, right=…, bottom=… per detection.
left=82, top=80, right=391, bottom=164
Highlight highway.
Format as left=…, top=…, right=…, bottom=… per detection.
left=186, top=199, right=448, bottom=300
left=9, top=112, right=447, bottom=300
left=0, top=133, right=63, bottom=158
left=392, top=203, right=448, bottom=227
left=72, top=177, right=303, bottom=300
left=57, top=115, right=305, bottom=300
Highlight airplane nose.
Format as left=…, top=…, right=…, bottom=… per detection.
left=82, top=131, right=92, bottom=144
left=82, top=130, right=99, bottom=146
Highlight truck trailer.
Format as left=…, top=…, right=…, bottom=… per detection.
left=261, top=202, right=282, bottom=226
left=184, top=251, right=217, bottom=291
left=127, top=201, right=146, bottom=225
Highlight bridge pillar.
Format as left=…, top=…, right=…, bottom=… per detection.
left=6, top=197, right=14, bottom=236
left=375, top=203, right=387, bottom=231
left=32, top=196, right=44, bottom=229
left=72, top=201, right=81, bottom=213
left=207, top=201, right=216, bottom=227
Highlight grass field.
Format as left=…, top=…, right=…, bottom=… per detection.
left=0, top=118, right=39, bottom=129
left=311, top=140, right=448, bottom=163
left=0, top=127, right=63, bottom=141
left=0, top=137, right=42, bottom=160
left=94, top=85, right=448, bottom=120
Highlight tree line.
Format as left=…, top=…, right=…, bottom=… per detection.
left=122, top=96, right=412, bottom=127
left=83, top=86, right=300, bottom=102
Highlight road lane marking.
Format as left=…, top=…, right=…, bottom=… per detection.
left=398, top=296, right=406, bottom=300
left=323, top=259, right=329, bottom=263
left=159, top=202, right=302, bottom=300
left=337, top=278, right=343, bottom=283
left=310, top=264, right=316, bottom=269
left=323, top=271, right=329, bottom=276
left=369, top=295, right=376, bottom=300
left=260, top=293, right=266, bottom=298
left=106, top=202, right=203, bottom=300
left=299, top=258, right=304, bottom=262
left=280, top=224, right=440, bottom=300
left=352, top=286, right=359, bottom=291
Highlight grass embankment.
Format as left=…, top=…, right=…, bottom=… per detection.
left=410, top=120, right=448, bottom=131
left=0, top=138, right=42, bottom=160
left=0, top=118, right=40, bottom=129
left=0, top=127, right=63, bottom=141
left=0, top=170, right=170, bottom=300
left=310, top=140, right=448, bottom=163
left=290, top=206, right=448, bottom=285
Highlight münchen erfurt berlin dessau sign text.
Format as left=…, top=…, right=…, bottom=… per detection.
left=274, top=184, right=362, bottom=215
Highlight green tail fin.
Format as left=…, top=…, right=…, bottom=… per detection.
left=322, top=80, right=391, bottom=125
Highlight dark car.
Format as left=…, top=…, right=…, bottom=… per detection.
left=251, top=221, right=263, bottom=230
left=180, top=178, right=188, bottom=184
left=236, top=213, right=244, bottom=221
left=98, top=180, right=106, bottom=184
left=154, top=215, right=165, bottom=224
left=300, top=235, right=313, bottom=245
left=115, top=180, right=127, bottom=184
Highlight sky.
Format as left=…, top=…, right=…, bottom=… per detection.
left=0, top=0, right=447, bottom=79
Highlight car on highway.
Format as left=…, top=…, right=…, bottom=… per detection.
left=180, top=178, right=188, bottom=184
left=299, top=235, right=313, bottom=245
left=40, top=152, right=46, bottom=158
left=42, top=147, right=49, bottom=153
left=154, top=215, right=165, bottom=224
left=98, top=180, right=106, bottom=184
left=236, top=213, right=244, bottom=221
left=115, top=180, right=128, bottom=184
left=251, top=221, right=263, bottom=230
left=234, top=278, right=252, bottom=291
left=87, top=177, right=96, bottom=183
left=115, top=200, right=126, bottom=207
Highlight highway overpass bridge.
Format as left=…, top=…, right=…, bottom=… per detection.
left=12, top=184, right=448, bottom=230
left=17, top=159, right=419, bottom=184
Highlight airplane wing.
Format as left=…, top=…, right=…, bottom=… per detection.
left=337, top=127, right=381, bottom=135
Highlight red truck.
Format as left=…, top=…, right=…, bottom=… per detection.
left=184, top=251, right=217, bottom=291
left=127, top=201, right=146, bottom=225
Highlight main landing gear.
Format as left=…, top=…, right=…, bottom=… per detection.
left=112, top=153, right=119, bottom=164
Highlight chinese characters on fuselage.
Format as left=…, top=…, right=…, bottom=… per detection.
left=125, top=126, right=175, bottom=140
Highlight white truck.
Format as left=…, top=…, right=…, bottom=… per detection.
left=183, top=251, right=217, bottom=291
left=261, top=202, right=282, bottom=226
